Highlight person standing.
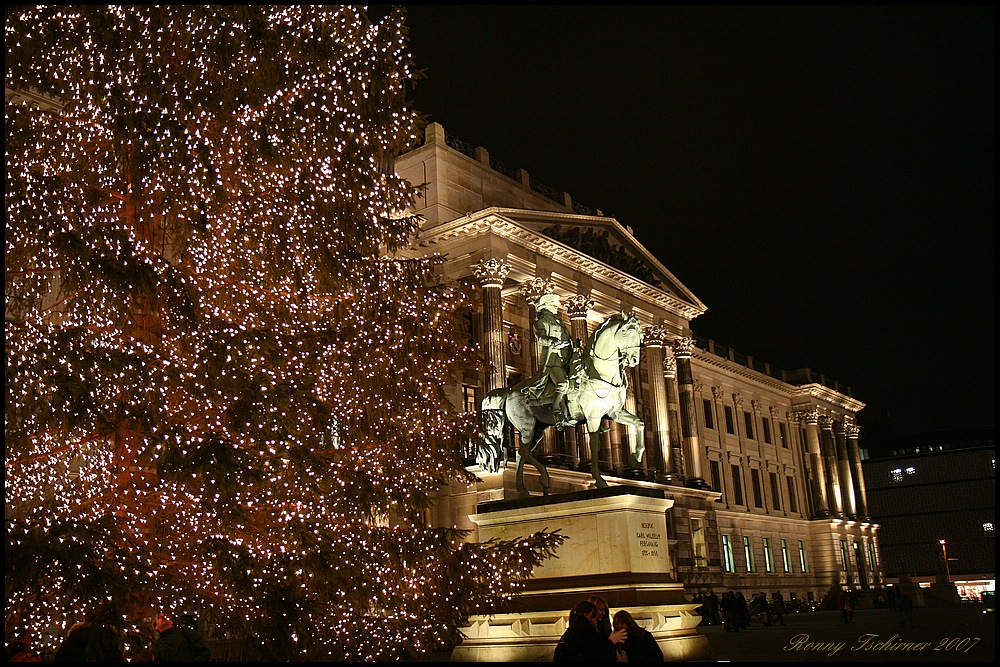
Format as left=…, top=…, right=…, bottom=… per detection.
left=5, top=637, right=42, bottom=662
left=586, top=595, right=613, bottom=639
left=612, top=610, right=664, bottom=662
left=721, top=592, right=739, bottom=633
left=705, top=590, right=720, bottom=626
left=837, top=591, right=849, bottom=623
left=554, top=600, right=627, bottom=662
left=152, top=611, right=212, bottom=662
left=770, top=592, right=785, bottom=626
left=53, top=619, right=124, bottom=662
left=885, top=586, right=898, bottom=611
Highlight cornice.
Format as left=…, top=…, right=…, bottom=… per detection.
left=689, top=350, right=865, bottom=414
left=414, top=210, right=706, bottom=320
left=691, top=349, right=793, bottom=395
left=792, top=384, right=866, bottom=413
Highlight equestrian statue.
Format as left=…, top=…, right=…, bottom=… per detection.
left=479, top=294, right=646, bottom=497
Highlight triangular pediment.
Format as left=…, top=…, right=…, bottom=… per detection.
left=411, top=206, right=707, bottom=320
left=496, top=208, right=703, bottom=310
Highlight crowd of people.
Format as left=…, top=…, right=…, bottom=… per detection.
left=554, top=595, right=665, bottom=662
left=691, top=590, right=795, bottom=632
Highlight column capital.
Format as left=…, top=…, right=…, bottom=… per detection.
left=732, top=392, right=744, bottom=408
left=662, top=354, right=677, bottom=378
left=798, top=408, right=820, bottom=424
left=769, top=405, right=780, bottom=419
left=818, top=414, right=835, bottom=430
left=711, top=385, right=726, bottom=402
left=846, top=424, right=860, bottom=438
left=643, top=324, right=671, bottom=347
left=834, top=419, right=847, bottom=435
left=564, top=293, right=595, bottom=320
left=519, top=276, right=555, bottom=303
left=670, top=336, right=696, bottom=358
left=751, top=399, right=762, bottom=415
left=471, top=257, right=511, bottom=287
left=786, top=410, right=800, bottom=425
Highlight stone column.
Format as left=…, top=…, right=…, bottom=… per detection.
left=800, top=408, right=830, bottom=518
left=471, top=258, right=510, bottom=394
left=847, top=423, right=870, bottom=519
left=566, top=294, right=593, bottom=470
left=672, top=337, right=706, bottom=488
left=519, top=278, right=559, bottom=466
left=519, top=278, right=553, bottom=368
left=834, top=419, right=858, bottom=520
left=664, top=355, right=684, bottom=483
left=789, top=411, right=815, bottom=517
left=819, top=414, right=844, bottom=518
left=769, top=405, right=788, bottom=513
left=642, top=325, right=671, bottom=481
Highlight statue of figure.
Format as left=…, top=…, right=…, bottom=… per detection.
left=521, top=293, right=575, bottom=426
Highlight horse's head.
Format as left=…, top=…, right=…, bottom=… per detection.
left=586, top=312, right=644, bottom=371
left=616, top=312, right=643, bottom=368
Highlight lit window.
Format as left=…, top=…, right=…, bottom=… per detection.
left=890, top=468, right=903, bottom=483
left=781, top=539, right=792, bottom=573
left=984, top=522, right=995, bottom=533
left=763, top=537, right=774, bottom=573
left=905, top=466, right=916, bottom=475
left=722, top=535, right=734, bottom=573
left=743, top=535, right=755, bottom=572
left=798, top=540, right=809, bottom=573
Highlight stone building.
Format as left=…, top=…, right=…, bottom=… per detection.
left=396, top=122, right=884, bottom=606
left=863, top=427, right=994, bottom=603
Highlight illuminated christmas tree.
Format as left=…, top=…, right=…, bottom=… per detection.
left=5, top=6, right=562, bottom=661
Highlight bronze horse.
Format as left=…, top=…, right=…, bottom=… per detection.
left=479, top=312, right=645, bottom=497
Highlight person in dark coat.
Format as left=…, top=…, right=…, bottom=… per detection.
left=53, top=621, right=125, bottom=662
left=554, top=600, right=626, bottom=662
left=612, top=610, right=664, bottom=662
left=586, top=595, right=613, bottom=639
left=153, top=611, right=212, bottom=662
left=5, top=638, right=42, bottom=662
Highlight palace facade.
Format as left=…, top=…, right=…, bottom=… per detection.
left=397, top=122, right=884, bottom=606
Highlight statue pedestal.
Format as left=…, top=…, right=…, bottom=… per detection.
left=450, top=487, right=710, bottom=662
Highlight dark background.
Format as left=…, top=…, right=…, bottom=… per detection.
left=390, top=5, right=995, bottom=454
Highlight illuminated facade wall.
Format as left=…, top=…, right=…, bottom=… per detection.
left=397, top=123, right=884, bottom=603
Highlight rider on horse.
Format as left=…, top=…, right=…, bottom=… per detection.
left=521, top=293, right=578, bottom=429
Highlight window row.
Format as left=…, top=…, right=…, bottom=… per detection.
left=709, top=460, right=800, bottom=514
left=721, top=536, right=809, bottom=574
left=702, top=398, right=789, bottom=448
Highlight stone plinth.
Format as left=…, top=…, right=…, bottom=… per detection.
left=451, top=487, right=711, bottom=662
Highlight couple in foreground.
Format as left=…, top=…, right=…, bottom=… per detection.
left=554, top=595, right=664, bottom=662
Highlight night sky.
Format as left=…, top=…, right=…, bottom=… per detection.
left=392, top=5, right=995, bottom=450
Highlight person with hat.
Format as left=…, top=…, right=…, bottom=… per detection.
left=523, top=293, right=575, bottom=427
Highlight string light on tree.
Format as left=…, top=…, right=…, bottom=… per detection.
left=6, top=5, right=562, bottom=661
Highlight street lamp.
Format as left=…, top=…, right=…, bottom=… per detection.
left=939, top=539, right=952, bottom=583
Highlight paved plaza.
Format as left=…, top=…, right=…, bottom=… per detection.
left=697, top=605, right=995, bottom=663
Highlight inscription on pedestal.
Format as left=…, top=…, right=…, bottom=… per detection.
left=638, top=521, right=662, bottom=558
